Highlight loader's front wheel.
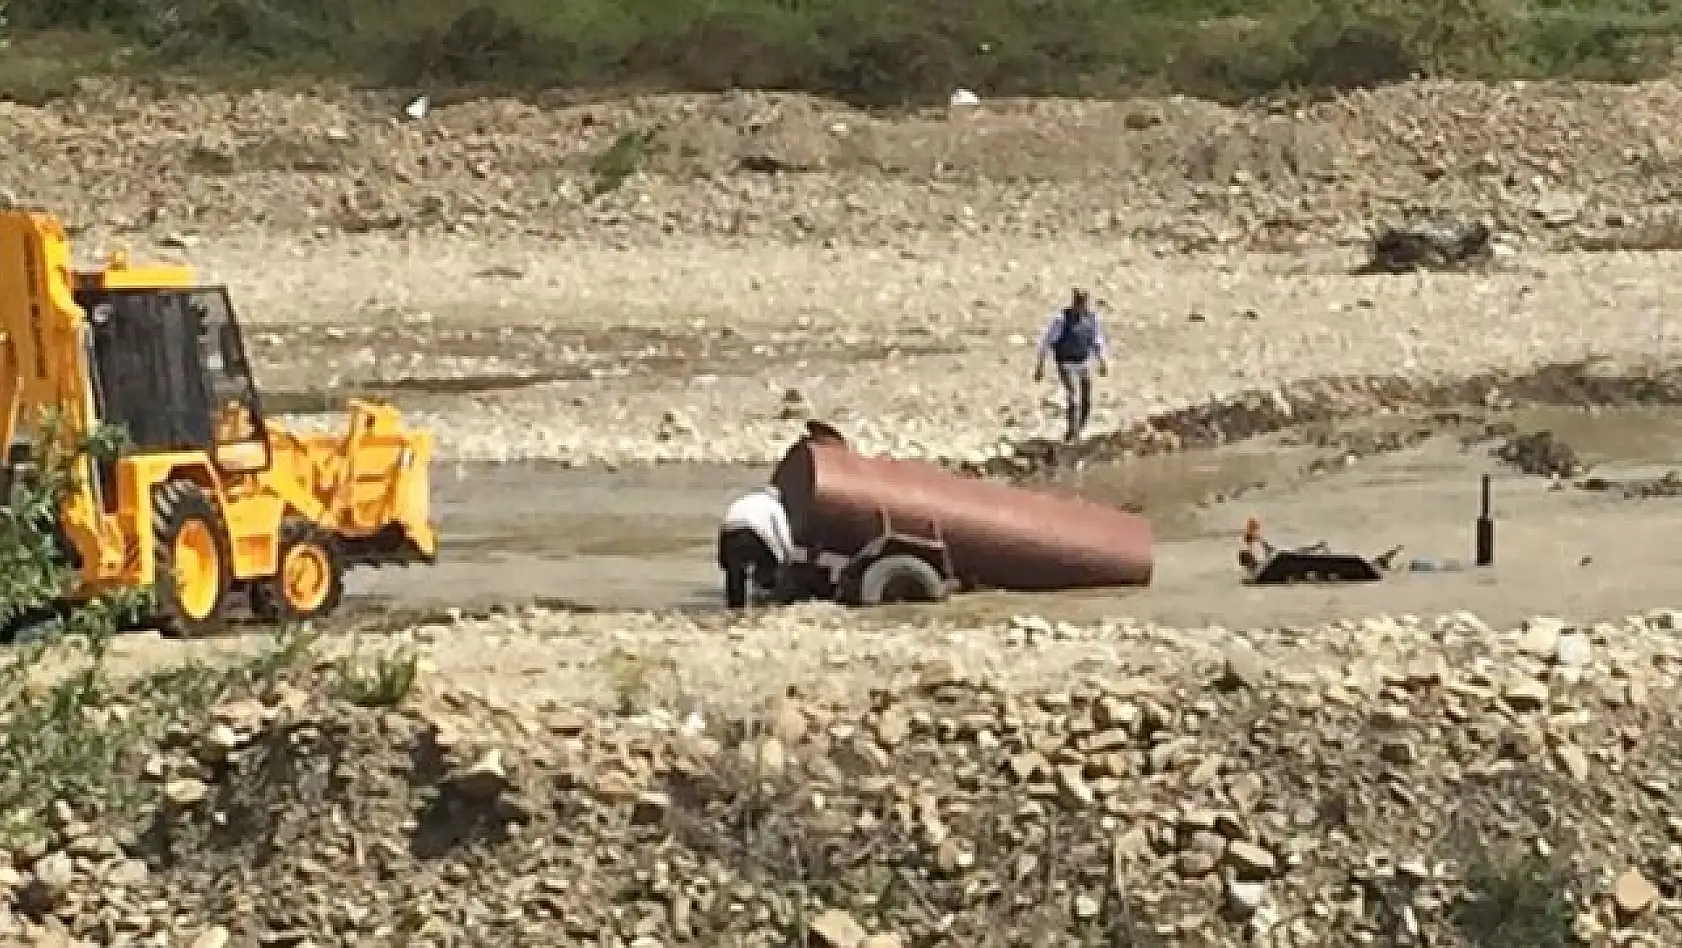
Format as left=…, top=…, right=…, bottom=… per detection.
left=250, top=520, right=345, bottom=623
left=152, top=480, right=232, bottom=638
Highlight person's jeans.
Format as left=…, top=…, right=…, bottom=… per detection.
left=717, top=527, right=779, bottom=608
left=1056, top=361, right=1093, bottom=442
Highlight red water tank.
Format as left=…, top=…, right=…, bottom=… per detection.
left=771, top=434, right=1152, bottom=590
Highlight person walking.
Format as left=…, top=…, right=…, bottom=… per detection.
left=717, top=484, right=795, bottom=609
left=1033, top=288, right=1109, bottom=442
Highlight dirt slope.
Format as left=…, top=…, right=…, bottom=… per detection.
left=7, top=79, right=1682, bottom=248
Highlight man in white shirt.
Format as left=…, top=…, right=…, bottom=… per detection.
left=717, top=484, right=795, bottom=608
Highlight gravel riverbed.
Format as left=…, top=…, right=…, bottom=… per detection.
left=199, top=237, right=1682, bottom=467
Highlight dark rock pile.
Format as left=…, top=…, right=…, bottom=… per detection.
left=1354, top=221, right=1495, bottom=275
left=1494, top=430, right=1584, bottom=479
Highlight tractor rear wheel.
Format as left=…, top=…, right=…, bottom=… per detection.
left=854, top=554, right=947, bottom=606
left=250, top=519, right=345, bottom=623
left=152, top=480, right=233, bottom=637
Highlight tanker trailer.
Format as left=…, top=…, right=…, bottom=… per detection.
left=770, top=426, right=1153, bottom=606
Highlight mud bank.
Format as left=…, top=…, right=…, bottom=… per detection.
left=985, top=357, right=1682, bottom=481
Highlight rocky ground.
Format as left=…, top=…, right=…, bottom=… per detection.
left=10, top=77, right=1682, bottom=945
left=123, top=239, right=1682, bottom=468
left=8, top=606, right=1682, bottom=946
left=11, top=79, right=1682, bottom=250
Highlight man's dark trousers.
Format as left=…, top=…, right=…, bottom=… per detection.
left=718, top=527, right=778, bottom=608
left=1056, top=361, right=1093, bottom=442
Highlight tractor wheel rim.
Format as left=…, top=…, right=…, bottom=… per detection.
left=282, top=544, right=332, bottom=613
left=173, top=521, right=221, bottom=620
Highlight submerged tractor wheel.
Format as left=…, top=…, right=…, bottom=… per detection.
left=152, top=480, right=233, bottom=637
left=855, top=554, right=947, bottom=607
left=250, top=520, right=345, bottom=623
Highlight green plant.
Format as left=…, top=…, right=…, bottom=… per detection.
left=0, top=415, right=133, bottom=633
left=587, top=128, right=655, bottom=200
left=1449, top=833, right=1577, bottom=948
left=332, top=636, right=419, bottom=708
left=7, top=0, right=1682, bottom=105
left=0, top=416, right=313, bottom=846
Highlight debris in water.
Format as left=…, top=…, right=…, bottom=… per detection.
left=1493, top=430, right=1582, bottom=479
left=1581, top=470, right=1682, bottom=499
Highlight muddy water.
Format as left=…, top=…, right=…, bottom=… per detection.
left=435, top=462, right=759, bottom=559
left=1056, top=438, right=1319, bottom=540
left=347, top=407, right=1682, bottom=619
left=348, top=438, right=1319, bottom=614
left=1512, top=405, right=1682, bottom=471
left=348, top=462, right=766, bottom=613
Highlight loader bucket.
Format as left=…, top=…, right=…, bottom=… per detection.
left=271, top=399, right=437, bottom=568
left=332, top=400, right=437, bottom=565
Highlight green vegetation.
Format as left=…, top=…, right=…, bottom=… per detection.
left=588, top=128, right=656, bottom=199
left=1, top=0, right=1680, bottom=106
left=1450, top=835, right=1579, bottom=947
left=332, top=634, right=420, bottom=708
left=0, top=420, right=249, bottom=844
left=0, top=418, right=410, bottom=846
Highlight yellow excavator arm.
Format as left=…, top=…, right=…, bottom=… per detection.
left=0, top=209, right=130, bottom=579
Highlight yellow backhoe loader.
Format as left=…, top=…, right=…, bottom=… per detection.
left=0, top=208, right=437, bottom=635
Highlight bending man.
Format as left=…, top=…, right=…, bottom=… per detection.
left=1033, top=288, right=1109, bottom=443
left=717, top=484, right=795, bottom=609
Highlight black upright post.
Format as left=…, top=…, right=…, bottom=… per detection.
left=1475, top=473, right=1495, bottom=567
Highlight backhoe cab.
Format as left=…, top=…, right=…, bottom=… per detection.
left=0, top=209, right=437, bottom=635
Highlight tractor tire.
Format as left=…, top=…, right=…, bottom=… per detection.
left=855, top=554, right=947, bottom=607
left=249, top=519, right=345, bottom=624
left=152, top=480, right=233, bottom=638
